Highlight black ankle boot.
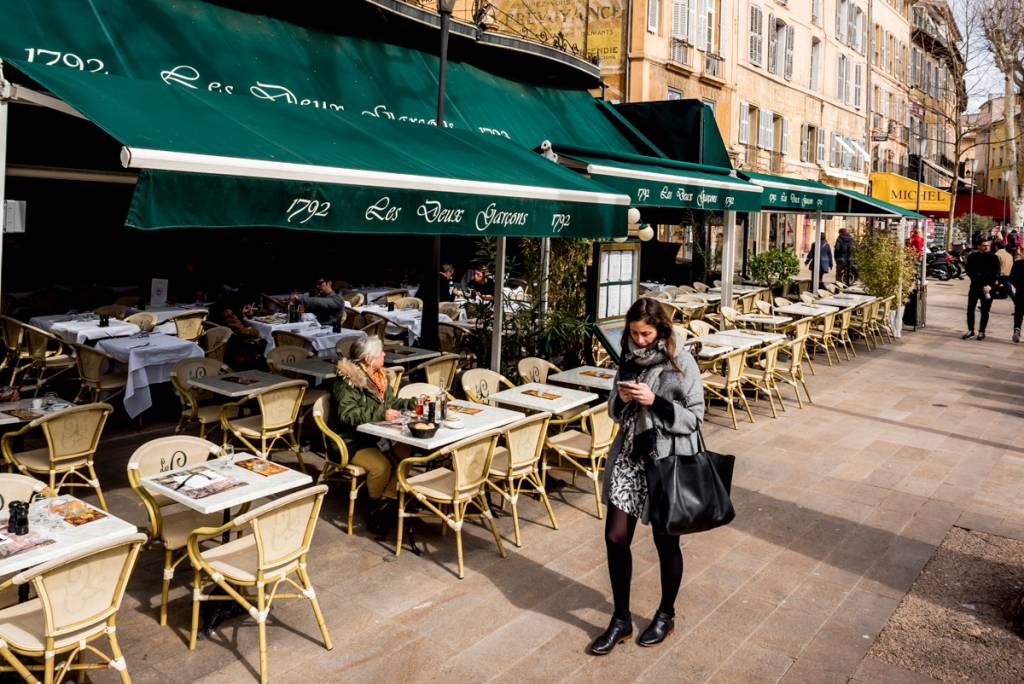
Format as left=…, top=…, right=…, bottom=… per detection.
left=589, top=615, right=633, bottom=655
left=637, top=610, right=674, bottom=647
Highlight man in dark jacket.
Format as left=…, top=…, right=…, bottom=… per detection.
left=1011, top=254, right=1024, bottom=343
left=293, top=277, right=346, bottom=325
left=834, top=228, right=855, bottom=285
left=963, top=239, right=1000, bottom=340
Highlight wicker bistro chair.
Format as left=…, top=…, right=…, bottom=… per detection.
left=359, top=318, right=387, bottom=343
left=0, top=473, right=47, bottom=508
left=1, top=403, right=112, bottom=509
left=167, top=309, right=208, bottom=342
left=875, top=296, right=896, bottom=343
left=201, top=325, right=232, bottom=362
left=807, top=310, right=840, bottom=366
left=774, top=296, right=792, bottom=308
left=544, top=404, right=619, bottom=519
left=754, top=299, right=773, bottom=315
left=834, top=308, right=857, bottom=361
left=773, top=336, right=813, bottom=407
left=485, top=413, right=556, bottom=547
left=740, top=340, right=788, bottom=419
left=702, top=348, right=754, bottom=430
left=0, top=533, right=146, bottom=684
left=392, top=296, right=423, bottom=311
left=688, top=320, right=717, bottom=337
left=438, top=302, right=462, bottom=319
left=20, top=325, right=76, bottom=396
left=271, top=330, right=311, bottom=350
left=397, top=383, right=443, bottom=400
left=395, top=429, right=506, bottom=579
left=126, top=436, right=225, bottom=625
left=342, top=292, right=365, bottom=308
left=460, top=368, right=515, bottom=404
left=799, top=292, right=817, bottom=304
left=73, top=344, right=128, bottom=404
left=408, top=353, right=461, bottom=393
left=0, top=316, right=31, bottom=386
left=517, top=357, right=561, bottom=384
left=220, top=380, right=308, bottom=470
left=438, top=322, right=468, bottom=360
left=311, top=396, right=366, bottom=535
left=170, top=358, right=235, bottom=439
left=93, top=304, right=128, bottom=319
left=123, top=311, right=157, bottom=332
left=692, top=281, right=709, bottom=293
left=186, top=486, right=332, bottom=684
left=334, top=336, right=359, bottom=360
left=849, top=300, right=881, bottom=350
left=266, top=346, right=328, bottom=420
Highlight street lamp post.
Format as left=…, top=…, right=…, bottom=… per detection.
left=420, top=0, right=457, bottom=352
left=968, top=159, right=975, bottom=244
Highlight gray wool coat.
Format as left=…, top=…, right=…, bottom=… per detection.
left=602, top=339, right=705, bottom=522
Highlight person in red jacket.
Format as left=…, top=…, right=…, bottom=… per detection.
left=909, top=227, right=924, bottom=258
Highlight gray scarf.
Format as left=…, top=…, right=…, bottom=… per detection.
left=618, top=338, right=670, bottom=462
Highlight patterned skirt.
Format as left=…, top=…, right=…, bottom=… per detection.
left=608, top=450, right=647, bottom=518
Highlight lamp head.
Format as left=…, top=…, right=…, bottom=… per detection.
left=437, top=0, right=456, bottom=14
left=638, top=224, right=655, bottom=242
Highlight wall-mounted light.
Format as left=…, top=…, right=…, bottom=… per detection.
left=637, top=224, right=655, bottom=242
left=627, top=207, right=641, bottom=225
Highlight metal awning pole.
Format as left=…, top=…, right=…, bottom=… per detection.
left=539, top=237, right=550, bottom=318
left=490, top=237, right=507, bottom=372
left=0, top=97, right=8, bottom=304
left=721, top=210, right=736, bottom=327
left=812, top=210, right=824, bottom=293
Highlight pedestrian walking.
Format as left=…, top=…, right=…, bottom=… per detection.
left=962, top=239, right=1000, bottom=341
left=995, top=241, right=1015, bottom=302
left=834, top=228, right=855, bottom=285
left=805, top=240, right=834, bottom=283
left=1011, top=248, right=1024, bottom=343
left=590, top=298, right=704, bottom=655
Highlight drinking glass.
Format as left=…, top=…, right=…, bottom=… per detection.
left=43, top=392, right=58, bottom=408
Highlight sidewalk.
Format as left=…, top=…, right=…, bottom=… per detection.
left=93, top=278, right=1023, bottom=683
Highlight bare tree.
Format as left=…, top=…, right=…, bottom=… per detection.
left=980, top=0, right=1024, bottom=227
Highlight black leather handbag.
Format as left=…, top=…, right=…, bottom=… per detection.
left=645, top=431, right=735, bottom=535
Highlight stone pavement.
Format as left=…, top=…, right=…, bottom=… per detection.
left=76, top=277, right=1023, bottom=682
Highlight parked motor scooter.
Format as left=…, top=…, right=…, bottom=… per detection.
left=925, top=248, right=954, bottom=281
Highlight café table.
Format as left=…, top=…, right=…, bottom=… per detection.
left=690, top=292, right=723, bottom=303
left=714, top=329, right=787, bottom=346
left=187, top=369, right=293, bottom=398
left=775, top=303, right=839, bottom=317
left=139, top=453, right=312, bottom=517
left=487, top=383, right=598, bottom=415
left=343, top=285, right=419, bottom=305
left=0, top=397, right=75, bottom=427
left=353, top=304, right=463, bottom=342
left=383, top=346, right=441, bottom=366
left=29, top=314, right=140, bottom=345
left=687, top=333, right=764, bottom=352
left=244, top=313, right=320, bottom=352
left=137, top=304, right=210, bottom=324
left=548, top=366, right=616, bottom=392
left=357, top=400, right=523, bottom=452
left=817, top=294, right=877, bottom=308
left=0, top=497, right=138, bottom=578
left=735, top=313, right=793, bottom=328
left=710, top=285, right=767, bottom=295
left=96, top=334, right=204, bottom=418
left=294, top=326, right=366, bottom=359
left=276, top=357, right=337, bottom=381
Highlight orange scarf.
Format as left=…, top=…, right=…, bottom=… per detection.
left=366, top=366, right=387, bottom=400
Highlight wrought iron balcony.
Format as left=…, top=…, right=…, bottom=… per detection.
left=670, top=38, right=693, bottom=68
left=703, top=53, right=724, bottom=80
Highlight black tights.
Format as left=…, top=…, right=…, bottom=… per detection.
left=605, top=505, right=684, bottom=620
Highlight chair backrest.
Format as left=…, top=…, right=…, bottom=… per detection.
left=824, top=282, right=837, bottom=293
left=418, top=354, right=460, bottom=391
left=438, top=302, right=462, bottom=319
left=712, top=279, right=722, bottom=287
left=672, top=324, right=690, bottom=341
left=676, top=285, right=696, bottom=293
left=689, top=320, right=713, bottom=337
left=234, top=485, right=327, bottom=571
left=754, top=299, right=772, bottom=314
left=820, top=311, right=836, bottom=335
left=722, top=349, right=747, bottom=385
left=127, top=436, right=220, bottom=536
left=15, top=534, right=146, bottom=639
left=397, top=382, right=442, bottom=400
left=676, top=294, right=705, bottom=303
left=36, top=403, right=112, bottom=465
left=774, top=296, right=791, bottom=308
left=517, top=357, right=560, bottom=384
left=384, top=366, right=404, bottom=394
left=202, top=325, right=233, bottom=361
left=817, top=288, right=830, bottom=298
left=583, top=404, right=618, bottom=449
left=438, top=322, right=465, bottom=355
left=311, top=395, right=350, bottom=467
left=443, top=429, right=500, bottom=498
left=0, top=473, right=46, bottom=510
left=267, top=345, right=313, bottom=373
left=393, top=296, right=423, bottom=311
left=169, top=310, right=208, bottom=341
left=799, top=292, right=816, bottom=304
left=74, top=344, right=114, bottom=386
left=645, top=291, right=671, bottom=301
left=759, top=340, right=785, bottom=376
left=719, top=305, right=739, bottom=324
left=878, top=296, right=892, bottom=318
left=792, top=318, right=812, bottom=339
left=272, top=330, right=311, bottom=350
left=692, top=281, right=709, bottom=292
left=170, top=357, right=231, bottom=401
left=334, top=336, right=360, bottom=359
left=461, top=368, right=511, bottom=403
left=783, top=336, right=809, bottom=373
left=342, top=292, right=365, bottom=308
left=124, top=311, right=157, bottom=332
left=23, top=324, right=63, bottom=362
left=499, top=412, right=551, bottom=472
left=253, top=380, right=307, bottom=430
left=94, top=304, right=128, bottom=319
left=0, top=316, right=24, bottom=355
left=360, top=318, right=387, bottom=341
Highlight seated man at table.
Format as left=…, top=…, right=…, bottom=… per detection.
left=330, top=336, right=415, bottom=533
left=439, top=263, right=462, bottom=302
left=209, top=292, right=265, bottom=370
left=292, top=277, right=346, bottom=325
left=466, top=266, right=495, bottom=302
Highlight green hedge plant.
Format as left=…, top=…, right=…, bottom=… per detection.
left=748, top=247, right=800, bottom=293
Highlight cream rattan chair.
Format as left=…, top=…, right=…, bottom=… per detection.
left=124, top=311, right=157, bottom=332
left=438, top=302, right=462, bottom=319
left=517, top=357, right=561, bottom=384
left=311, top=396, right=366, bottom=535
left=186, top=486, right=332, bottom=683
left=808, top=310, right=840, bottom=365
left=676, top=285, right=697, bottom=293
left=774, top=336, right=813, bottom=407
left=774, top=296, right=792, bottom=308
left=170, top=357, right=234, bottom=439
left=397, top=382, right=442, bottom=400
left=0, top=533, right=146, bottom=683
left=692, top=281, right=709, bottom=293
left=20, top=325, right=75, bottom=395
left=342, top=292, right=365, bottom=308
left=0, top=316, right=31, bottom=386
left=823, top=282, right=838, bottom=293
left=799, top=292, right=817, bottom=304
left=0, top=473, right=46, bottom=508
left=486, top=413, right=556, bottom=547
left=201, top=325, right=232, bottom=361
left=409, top=353, right=460, bottom=393
left=875, top=296, right=895, bottom=343
left=438, top=322, right=468, bottom=358
left=267, top=346, right=327, bottom=445
left=360, top=318, right=387, bottom=342
left=717, top=305, right=741, bottom=329
left=126, top=436, right=224, bottom=625
left=73, top=344, right=128, bottom=404
left=221, top=380, right=308, bottom=470
left=460, top=368, right=514, bottom=404
left=702, top=348, right=754, bottom=430
left=271, top=330, right=311, bottom=350
left=93, top=304, right=128, bottom=319
left=834, top=308, right=857, bottom=361
left=849, top=300, right=881, bottom=350
left=334, top=336, right=360, bottom=359
left=740, top=340, right=787, bottom=419
left=167, top=309, right=208, bottom=342
left=395, top=430, right=505, bottom=579
left=817, top=288, right=831, bottom=298
left=645, top=291, right=672, bottom=301
left=384, top=366, right=404, bottom=394
left=545, top=404, right=618, bottom=519
left=689, top=319, right=717, bottom=337
left=392, top=296, right=423, bottom=311
left=1, top=403, right=112, bottom=509
left=753, top=299, right=773, bottom=315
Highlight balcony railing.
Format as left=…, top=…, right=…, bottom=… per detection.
left=669, top=38, right=692, bottom=68
left=703, top=53, right=723, bottom=80
left=770, top=152, right=785, bottom=173
left=745, top=145, right=760, bottom=168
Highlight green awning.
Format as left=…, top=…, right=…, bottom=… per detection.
left=739, top=171, right=838, bottom=213
left=825, top=187, right=926, bottom=219
left=11, top=61, right=628, bottom=237
left=613, top=100, right=734, bottom=169
left=551, top=145, right=763, bottom=213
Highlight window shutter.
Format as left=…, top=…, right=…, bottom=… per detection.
left=812, top=0, right=821, bottom=25
left=719, top=0, right=728, bottom=56
left=767, top=14, right=777, bottom=73
left=800, top=124, right=810, bottom=162
left=854, top=63, right=862, bottom=108
left=784, top=25, right=794, bottom=80
left=836, top=0, right=843, bottom=38
left=648, top=0, right=660, bottom=33
left=688, top=0, right=697, bottom=43
left=739, top=102, right=749, bottom=144
left=697, top=0, right=708, bottom=51
left=672, top=0, right=685, bottom=38
left=848, top=6, right=857, bottom=48
left=858, top=10, right=866, bottom=53
left=831, top=133, right=839, bottom=166
left=817, top=128, right=827, bottom=164
left=836, top=55, right=845, bottom=102
left=781, top=118, right=789, bottom=156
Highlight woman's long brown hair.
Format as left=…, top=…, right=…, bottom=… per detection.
left=621, top=297, right=681, bottom=371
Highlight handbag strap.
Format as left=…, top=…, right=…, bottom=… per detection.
left=696, top=428, right=707, bottom=453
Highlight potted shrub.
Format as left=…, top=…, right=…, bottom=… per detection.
left=855, top=230, right=918, bottom=337
left=748, top=247, right=800, bottom=296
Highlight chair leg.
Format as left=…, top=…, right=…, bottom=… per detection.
left=738, top=389, right=755, bottom=423
left=189, top=569, right=202, bottom=650
left=480, top=495, right=506, bottom=559
left=160, top=549, right=173, bottom=626
left=800, top=378, right=813, bottom=404
left=533, top=473, right=558, bottom=530
left=764, top=383, right=778, bottom=418
left=86, top=463, right=107, bottom=511
left=347, top=477, right=357, bottom=536
left=591, top=458, right=604, bottom=519
left=297, top=562, right=333, bottom=651
left=725, top=388, right=739, bottom=430
left=394, top=491, right=406, bottom=557
left=107, top=623, right=131, bottom=684
left=454, top=502, right=466, bottom=579
left=509, top=482, right=522, bottom=548
left=257, top=582, right=268, bottom=684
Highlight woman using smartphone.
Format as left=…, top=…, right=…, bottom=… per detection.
left=590, top=297, right=705, bottom=655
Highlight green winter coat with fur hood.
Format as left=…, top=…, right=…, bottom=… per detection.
left=329, top=358, right=415, bottom=453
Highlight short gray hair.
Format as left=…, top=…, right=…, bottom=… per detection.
left=349, top=336, right=383, bottom=364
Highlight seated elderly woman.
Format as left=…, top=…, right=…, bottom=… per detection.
left=330, top=336, right=415, bottom=531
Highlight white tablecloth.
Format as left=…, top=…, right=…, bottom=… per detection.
left=96, top=334, right=204, bottom=418
left=244, top=314, right=320, bottom=352
left=342, top=285, right=419, bottom=304
left=132, top=305, right=210, bottom=324
left=353, top=306, right=454, bottom=344
left=29, top=315, right=140, bottom=344
left=297, top=327, right=367, bottom=358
